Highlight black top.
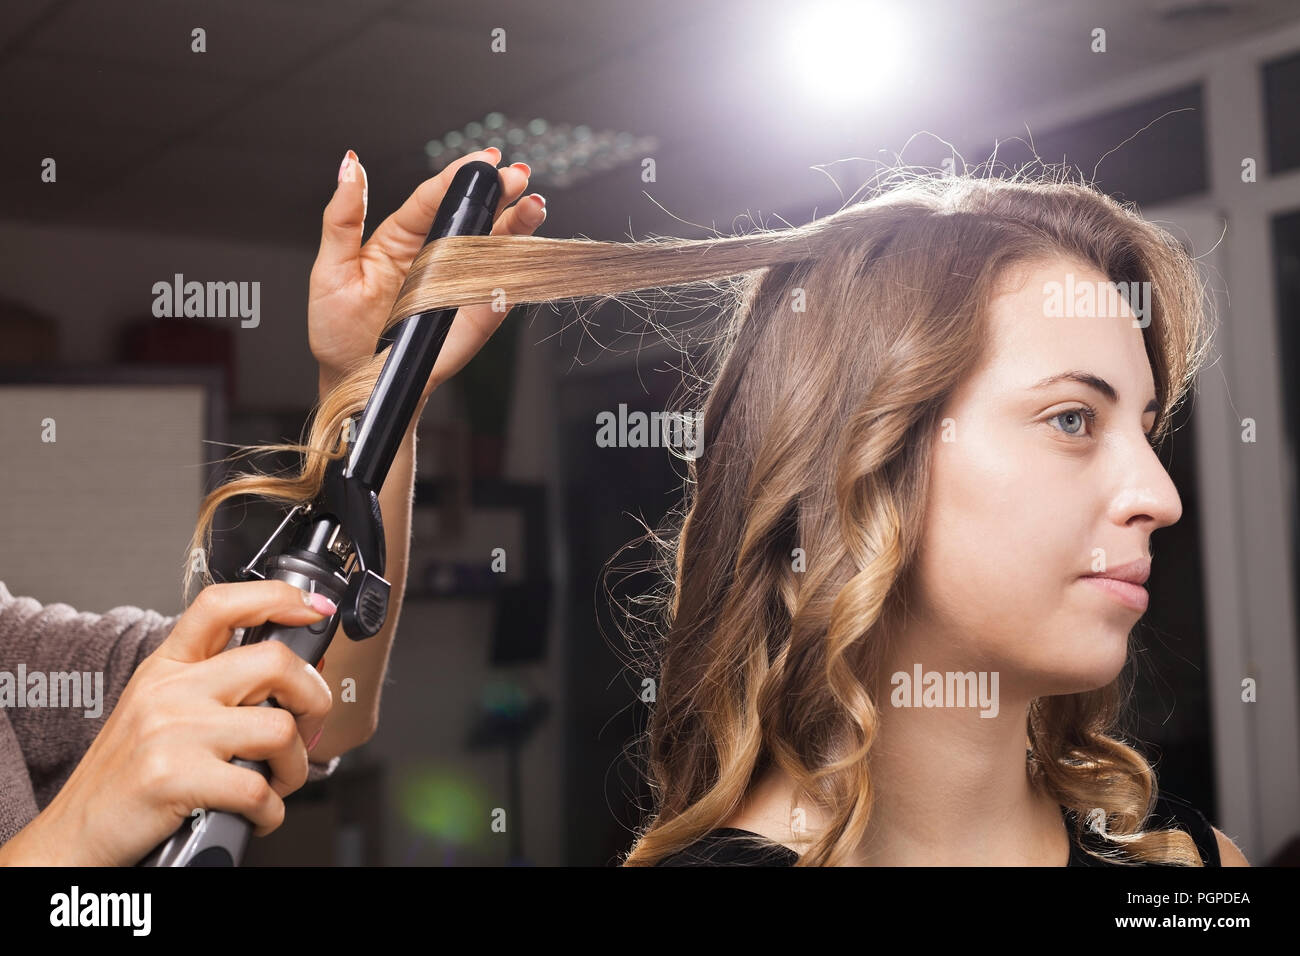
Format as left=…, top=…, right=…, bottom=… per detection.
left=654, top=792, right=1222, bottom=866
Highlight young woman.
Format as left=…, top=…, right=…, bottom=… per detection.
left=618, top=174, right=1249, bottom=867
left=0, top=147, right=546, bottom=865
left=171, top=160, right=1250, bottom=867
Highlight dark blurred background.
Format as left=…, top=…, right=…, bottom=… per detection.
left=1, top=0, right=1297, bottom=866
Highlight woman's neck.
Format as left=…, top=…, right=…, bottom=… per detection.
left=850, top=699, right=1069, bottom=865
left=726, top=703, right=1070, bottom=865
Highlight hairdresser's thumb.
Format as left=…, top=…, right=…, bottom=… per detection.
left=318, top=149, right=368, bottom=272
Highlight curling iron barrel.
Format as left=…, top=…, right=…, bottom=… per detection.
left=138, top=161, right=504, bottom=866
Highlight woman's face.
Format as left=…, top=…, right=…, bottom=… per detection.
left=911, top=255, right=1181, bottom=697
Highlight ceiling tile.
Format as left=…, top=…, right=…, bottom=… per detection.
left=0, top=51, right=240, bottom=128
left=20, top=0, right=381, bottom=80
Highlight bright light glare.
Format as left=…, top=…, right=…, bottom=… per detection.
left=787, top=3, right=908, bottom=105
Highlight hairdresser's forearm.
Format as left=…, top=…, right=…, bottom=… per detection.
left=0, top=817, right=52, bottom=864
left=309, top=370, right=424, bottom=760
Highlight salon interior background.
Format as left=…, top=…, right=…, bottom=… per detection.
left=1, top=0, right=1298, bottom=866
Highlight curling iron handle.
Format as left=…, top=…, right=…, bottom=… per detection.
left=138, top=566, right=343, bottom=866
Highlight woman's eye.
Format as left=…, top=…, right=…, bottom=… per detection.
left=1049, top=406, right=1095, bottom=438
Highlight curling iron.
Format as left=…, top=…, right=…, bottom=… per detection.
left=139, top=160, right=504, bottom=866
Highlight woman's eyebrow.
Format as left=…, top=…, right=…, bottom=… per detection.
left=1028, top=370, right=1160, bottom=413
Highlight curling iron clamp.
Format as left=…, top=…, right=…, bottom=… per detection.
left=139, top=161, right=504, bottom=866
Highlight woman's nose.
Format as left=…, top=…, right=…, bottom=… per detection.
left=1114, top=437, right=1183, bottom=530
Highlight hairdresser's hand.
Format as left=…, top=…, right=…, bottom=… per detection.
left=310, top=146, right=547, bottom=401
left=23, top=581, right=334, bottom=866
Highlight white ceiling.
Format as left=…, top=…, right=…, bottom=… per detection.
left=2, top=0, right=1298, bottom=248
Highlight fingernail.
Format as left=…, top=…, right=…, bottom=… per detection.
left=308, top=727, right=323, bottom=752
left=338, top=149, right=356, bottom=184
left=305, top=591, right=337, bottom=615
left=512, top=162, right=531, bottom=176
left=533, top=194, right=547, bottom=211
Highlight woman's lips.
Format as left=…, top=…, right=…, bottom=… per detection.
left=1080, top=575, right=1149, bottom=612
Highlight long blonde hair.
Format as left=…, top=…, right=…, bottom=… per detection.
left=182, top=164, right=1214, bottom=866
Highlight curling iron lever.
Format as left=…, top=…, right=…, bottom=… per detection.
left=138, top=161, right=504, bottom=866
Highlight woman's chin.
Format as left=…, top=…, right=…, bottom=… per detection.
left=1054, top=635, right=1131, bottom=692
left=1019, top=625, right=1131, bottom=696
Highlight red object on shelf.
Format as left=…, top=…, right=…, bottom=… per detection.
left=117, top=316, right=237, bottom=403
left=0, top=298, right=60, bottom=363
left=472, top=433, right=505, bottom=480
